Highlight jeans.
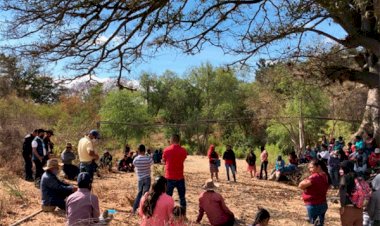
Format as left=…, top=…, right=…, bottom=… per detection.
left=23, top=152, right=33, bottom=180
left=80, top=162, right=97, bottom=181
left=63, top=164, right=80, bottom=180
left=225, top=164, right=236, bottom=181
left=166, top=179, right=186, bottom=208
left=306, top=203, right=328, bottom=226
left=328, top=167, right=339, bottom=188
left=260, top=161, right=268, bottom=179
left=133, top=177, right=151, bottom=212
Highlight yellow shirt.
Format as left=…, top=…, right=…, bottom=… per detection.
left=78, top=136, right=95, bottom=162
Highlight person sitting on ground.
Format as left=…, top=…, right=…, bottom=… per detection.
left=288, top=151, right=298, bottom=167
left=99, top=150, right=113, bottom=172
left=208, top=144, right=220, bottom=181
left=118, top=154, right=133, bottom=172
left=368, top=174, right=380, bottom=226
left=354, top=135, right=365, bottom=152
left=365, top=133, right=377, bottom=154
left=61, top=143, right=80, bottom=180
left=223, top=145, right=237, bottom=182
left=354, top=155, right=368, bottom=178
left=171, top=206, right=186, bottom=226
left=41, top=159, right=76, bottom=211
left=196, top=179, right=235, bottom=226
left=139, top=176, right=175, bottom=226
left=66, top=172, right=100, bottom=225
left=270, top=155, right=285, bottom=181
left=369, top=148, right=380, bottom=170
left=246, top=148, right=257, bottom=179
left=299, top=159, right=330, bottom=226
left=251, top=208, right=270, bottom=226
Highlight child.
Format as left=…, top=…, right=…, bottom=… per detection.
left=172, top=206, right=186, bottom=226
left=246, top=148, right=257, bottom=178
left=252, top=208, right=270, bottom=226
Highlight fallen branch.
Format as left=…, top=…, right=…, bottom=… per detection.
left=10, top=209, right=43, bottom=226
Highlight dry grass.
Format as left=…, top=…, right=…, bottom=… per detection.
left=0, top=156, right=341, bottom=226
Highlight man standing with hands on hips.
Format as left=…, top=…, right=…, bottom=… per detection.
left=78, top=130, right=100, bottom=181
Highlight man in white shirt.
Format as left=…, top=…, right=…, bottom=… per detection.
left=32, top=129, right=49, bottom=185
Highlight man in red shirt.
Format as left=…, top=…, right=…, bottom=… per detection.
left=162, top=134, right=187, bottom=211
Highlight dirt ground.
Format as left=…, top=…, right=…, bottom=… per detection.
left=0, top=155, right=341, bottom=226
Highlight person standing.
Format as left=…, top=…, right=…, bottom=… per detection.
left=32, top=129, right=49, bottom=185
left=368, top=174, right=380, bottom=226
left=195, top=179, right=235, bottom=226
left=44, top=130, right=54, bottom=155
left=223, top=145, right=236, bottom=182
left=61, top=143, right=79, bottom=180
left=246, top=148, right=257, bottom=179
left=22, top=129, right=38, bottom=181
left=78, top=130, right=100, bottom=181
left=132, top=144, right=153, bottom=214
left=299, top=159, right=330, bottom=226
left=162, top=134, right=187, bottom=211
left=339, top=160, right=363, bottom=226
left=259, top=146, right=268, bottom=180
left=66, top=172, right=100, bottom=225
left=207, top=145, right=219, bottom=181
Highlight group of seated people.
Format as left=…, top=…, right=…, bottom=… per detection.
left=270, top=134, right=380, bottom=186
left=40, top=158, right=270, bottom=226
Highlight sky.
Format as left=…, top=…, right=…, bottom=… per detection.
left=0, top=3, right=348, bottom=82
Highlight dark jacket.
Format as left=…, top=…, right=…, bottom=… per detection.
left=223, top=150, right=236, bottom=161
left=246, top=153, right=256, bottom=166
left=41, top=171, right=73, bottom=206
left=22, top=134, right=35, bottom=156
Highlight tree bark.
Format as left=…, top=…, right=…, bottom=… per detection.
left=355, top=61, right=380, bottom=142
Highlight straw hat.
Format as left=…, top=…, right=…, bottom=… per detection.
left=43, top=159, right=62, bottom=171
left=203, top=179, right=219, bottom=191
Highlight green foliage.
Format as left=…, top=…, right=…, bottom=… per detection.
left=100, top=90, right=150, bottom=141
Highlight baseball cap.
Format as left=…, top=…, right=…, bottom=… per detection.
left=89, top=130, right=100, bottom=139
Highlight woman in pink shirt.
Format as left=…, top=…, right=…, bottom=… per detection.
left=139, top=176, right=175, bottom=226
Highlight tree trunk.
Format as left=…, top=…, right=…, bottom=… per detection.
left=355, top=61, right=380, bottom=142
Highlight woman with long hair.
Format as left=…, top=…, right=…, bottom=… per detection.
left=299, top=159, right=331, bottom=226
left=139, top=176, right=174, bottom=226
left=207, top=145, right=219, bottom=181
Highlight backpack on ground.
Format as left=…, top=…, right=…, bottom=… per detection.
left=349, top=177, right=371, bottom=208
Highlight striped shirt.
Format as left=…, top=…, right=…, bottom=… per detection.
left=133, top=155, right=153, bottom=180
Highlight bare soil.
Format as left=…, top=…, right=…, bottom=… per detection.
left=0, top=155, right=341, bottom=226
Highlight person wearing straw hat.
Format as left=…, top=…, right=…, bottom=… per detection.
left=40, top=158, right=76, bottom=212
left=196, top=179, right=235, bottom=226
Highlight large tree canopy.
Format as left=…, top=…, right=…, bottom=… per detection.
left=0, top=0, right=379, bottom=139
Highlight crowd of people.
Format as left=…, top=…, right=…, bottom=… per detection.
left=21, top=128, right=380, bottom=226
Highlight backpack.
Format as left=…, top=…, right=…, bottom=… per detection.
left=349, top=177, right=372, bottom=208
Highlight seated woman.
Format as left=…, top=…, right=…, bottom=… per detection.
left=118, top=152, right=134, bottom=172
left=139, top=176, right=174, bottom=226
left=99, top=150, right=113, bottom=172
left=269, top=155, right=285, bottom=181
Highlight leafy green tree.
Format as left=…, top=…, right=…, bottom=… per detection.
left=100, top=90, right=150, bottom=142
